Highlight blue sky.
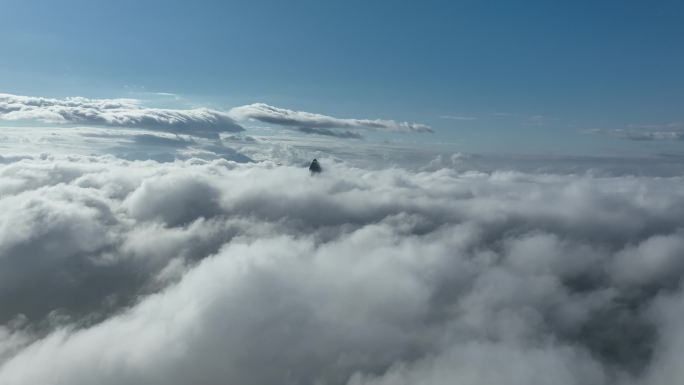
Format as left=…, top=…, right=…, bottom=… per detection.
left=1, top=0, right=683, bottom=156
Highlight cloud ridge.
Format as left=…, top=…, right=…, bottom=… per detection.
left=0, top=93, right=243, bottom=137
left=229, top=103, right=432, bottom=134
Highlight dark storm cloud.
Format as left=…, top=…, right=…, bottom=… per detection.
left=1, top=155, right=684, bottom=384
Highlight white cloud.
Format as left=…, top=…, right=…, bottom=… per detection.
left=440, top=115, right=478, bottom=121
left=0, top=93, right=243, bottom=138
left=229, top=103, right=433, bottom=135
left=610, top=130, right=684, bottom=141
left=1, top=154, right=684, bottom=384
left=589, top=123, right=684, bottom=142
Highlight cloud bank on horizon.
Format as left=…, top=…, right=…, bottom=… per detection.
left=0, top=93, right=432, bottom=140
left=1, top=151, right=684, bottom=384
left=0, top=93, right=244, bottom=138
left=598, top=127, right=684, bottom=142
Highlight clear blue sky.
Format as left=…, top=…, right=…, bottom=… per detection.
left=1, top=0, right=683, bottom=156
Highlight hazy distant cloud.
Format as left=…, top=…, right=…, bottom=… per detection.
left=229, top=103, right=433, bottom=136
left=0, top=93, right=243, bottom=138
left=489, top=112, right=553, bottom=126
left=587, top=123, right=684, bottom=142
left=440, top=115, right=477, bottom=121
left=527, top=114, right=546, bottom=125
left=131, top=134, right=196, bottom=148
left=297, top=127, right=363, bottom=139
left=607, top=129, right=684, bottom=142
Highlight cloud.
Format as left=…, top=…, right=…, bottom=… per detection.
left=297, top=127, right=363, bottom=139
left=131, top=134, right=196, bottom=148
left=1, top=153, right=684, bottom=384
left=0, top=93, right=244, bottom=138
left=611, top=130, right=684, bottom=141
left=589, top=123, right=684, bottom=142
left=440, top=115, right=478, bottom=121
left=229, top=103, right=433, bottom=136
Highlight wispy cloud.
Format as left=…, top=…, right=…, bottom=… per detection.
left=591, top=123, right=684, bottom=142
left=491, top=112, right=552, bottom=126
left=296, top=127, right=363, bottom=139
left=229, top=103, right=433, bottom=136
left=613, top=130, right=684, bottom=141
left=440, top=115, right=477, bottom=121
left=0, top=93, right=243, bottom=138
left=527, top=114, right=546, bottom=125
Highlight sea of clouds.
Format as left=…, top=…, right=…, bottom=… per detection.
left=1, top=92, right=684, bottom=384
left=2, top=148, right=684, bottom=385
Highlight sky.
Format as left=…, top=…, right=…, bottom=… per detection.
left=5, top=3, right=684, bottom=385
left=1, top=0, right=683, bottom=156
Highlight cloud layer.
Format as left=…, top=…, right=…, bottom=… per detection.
left=0, top=93, right=243, bottom=138
left=229, top=103, right=433, bottom=135
left=611, top=130, right=684, bottom=141
left=0, top=94, right=434, bottom=140
left=591, top=124, right=684, bottom=142
left=1, top=154, right=684, bottom=384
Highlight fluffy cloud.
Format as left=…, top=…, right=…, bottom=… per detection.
left=1, top=154, right=684, bottom=384
left=229, top=103, right=433, bottom=135
left=0, top=93, right=244, bottom=138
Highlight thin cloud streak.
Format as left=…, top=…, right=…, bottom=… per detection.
left=440, top=115, right=478, bottom=121
left=589, top=126, right=684, bottom=142
left=229, top=103, right=433, bottom=134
